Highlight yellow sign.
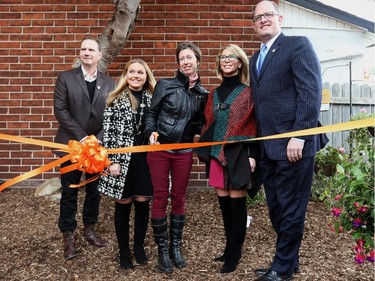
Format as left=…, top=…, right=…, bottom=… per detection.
left=321, top=89, right=330, bottom=111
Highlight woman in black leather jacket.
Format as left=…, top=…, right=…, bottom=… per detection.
left=145, top=42, right=208, bottom=273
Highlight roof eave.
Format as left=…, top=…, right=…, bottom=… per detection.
left=284, top=0, right=374, bottom=33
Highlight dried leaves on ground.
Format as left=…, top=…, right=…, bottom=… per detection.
left=0, top=188, right=373, bottom=280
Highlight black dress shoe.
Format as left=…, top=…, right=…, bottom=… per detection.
left=255, top=270, right=293, bottom=281
left=255, top=268, right=268, bottom=276
left=255, top=267, right=299, bottom=277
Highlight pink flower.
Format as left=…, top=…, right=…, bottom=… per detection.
left=366, top=250, right=374, bottom=262
left=354, top=203, right=368, bottom=213
left=356, top=239, right=365, bottom=247
left=354, top=242, right=366, bottom=264
left=330, top=225, right=343, bottom=233
left=332, top=207, right=342, bottom=217
left=355, top=245, right=363, bottom=255
left=338, top=147, right=346, bottom=153
left=360, top=108, right=367, bottom=113
left=334, top=194, right=343, bottom=201
left=355, top=253, right=366, bottom=264
left=358, top=206, right=368, bottom=213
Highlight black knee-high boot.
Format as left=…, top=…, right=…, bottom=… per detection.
left=220, top=196, right=247, bottom=274
left=152, top=217, right=173, bottom=273
left=214, top=195, right=231, bottom=262
left=114, top=202, right=133, bottom=270
left=170, top=214, right=186, bottom=268
left=133, top=200, right=149, bottom=265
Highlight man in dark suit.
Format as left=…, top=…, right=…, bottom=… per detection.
left=249, top=1, right=322, bottom=280
left=54, top=37, right=115, bottom=259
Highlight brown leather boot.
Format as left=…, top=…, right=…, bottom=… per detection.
left=84, top=224, right=108, bottom=247
left=63, top=231, right=77, bottom=260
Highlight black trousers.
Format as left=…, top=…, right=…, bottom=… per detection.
left=58, top=160, right=101, bottom=233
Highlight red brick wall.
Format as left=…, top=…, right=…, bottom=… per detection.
left=0, top=0, right=261, bottom=188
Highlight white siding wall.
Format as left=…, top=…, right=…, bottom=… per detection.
left=280, top=1, right=365, bottom=30
left=279, top=1, right=374, bottom=85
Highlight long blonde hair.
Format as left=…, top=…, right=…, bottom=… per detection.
left=215, top=44, right=250, bottom=85
left=106, top=59, right=156, bottom=110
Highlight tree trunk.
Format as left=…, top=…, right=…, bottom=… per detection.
left=98, top=0, right=141, bottom=72
left=73, top=0, right=141, bottom=72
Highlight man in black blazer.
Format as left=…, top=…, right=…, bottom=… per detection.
left=54, top=37, right=115, bottom=259
left=250, top=1, right=322, bottom=280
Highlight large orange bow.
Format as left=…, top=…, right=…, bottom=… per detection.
left=58, top=136, right=112, bottom=188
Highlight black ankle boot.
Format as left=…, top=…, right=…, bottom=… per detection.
left=115, top=202, right=133, bottom=270
left=170, top=214, right=186, bottom=268
left=119, top=249, right=133, bottom=270
left=134, top=244, right=147, bottom=265
left=214, top=196, right=231, bottom=262
left=220, top=197, right=247, bottom=274
left=134, top=200, right=150, bottom=265
left=220, top=248, right=242, bottom=273
left=152, top=217, right=173, bottom=273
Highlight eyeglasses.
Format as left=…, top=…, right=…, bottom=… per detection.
left=218, top=54, right=238, bottom=62
left=253, top=11, right=278, bottom=22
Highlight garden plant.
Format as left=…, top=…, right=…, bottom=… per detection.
left=313, top=109, right=375, bottom=264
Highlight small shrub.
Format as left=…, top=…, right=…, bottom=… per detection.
left=314, top=109, right=374, bottom=264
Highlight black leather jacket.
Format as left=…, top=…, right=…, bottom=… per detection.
left=145, top=70, right=208, bottom=144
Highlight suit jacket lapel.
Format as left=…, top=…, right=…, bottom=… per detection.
left=257, top=33, right=285, bottom=81
left=74, top=67, right=91, bottom=102
left=92, top=72, right=103, bottom=105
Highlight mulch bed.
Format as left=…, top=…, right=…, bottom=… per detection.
left=0, top=188, right=373, bottom=280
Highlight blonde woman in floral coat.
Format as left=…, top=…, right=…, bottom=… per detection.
left=98, top=59, right=156, bottom=270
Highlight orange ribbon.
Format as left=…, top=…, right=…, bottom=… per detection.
left=0, top=134, right=112, bottom=191
left=58, top=136, right=112, bottom=188
left=0, top=154, right=71, bottom=192
left=0, top=118, right=373, bottom=192
left=60, top=137, right=111, bottom=174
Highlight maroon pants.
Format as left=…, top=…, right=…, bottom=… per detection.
left=147, top=150, right=193, bottom=218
